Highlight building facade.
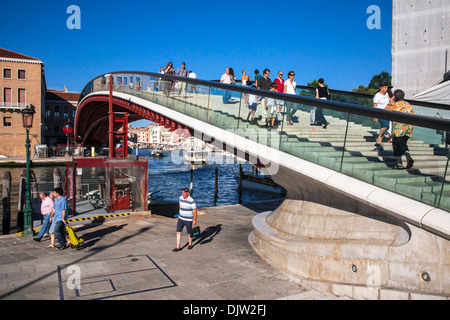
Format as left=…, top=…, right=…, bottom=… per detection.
left=44, top=88, right=80, bottom=147
left=0, top=48, right=45, bottom=157
left=392, top=0, right=450, bottom=106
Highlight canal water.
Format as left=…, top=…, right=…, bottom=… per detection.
left=0, top=149, right=285, bottom=231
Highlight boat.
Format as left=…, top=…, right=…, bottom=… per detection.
left=147, top=190, right=179, bottom=217
left=235, top=172, right=286, bottom=194
left=151, top=149, right=164, bottom=157
left=184, top=148, right=208, bottom=164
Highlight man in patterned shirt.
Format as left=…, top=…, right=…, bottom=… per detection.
left=385, top=89, right=415, bottom=169
left=173, top=187, right=198, bottom=252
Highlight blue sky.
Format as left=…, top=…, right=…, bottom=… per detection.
left=1, top=0, right=392, bottom=93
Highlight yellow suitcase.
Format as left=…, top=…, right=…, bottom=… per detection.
left=66, top=223, right=84, bottom=250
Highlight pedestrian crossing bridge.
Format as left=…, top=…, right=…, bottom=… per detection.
left=76, top=72, right=450, bottom=296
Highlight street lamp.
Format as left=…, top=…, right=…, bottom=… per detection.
left=62, top=120, right=74, bottom=155
left=21, top=105, right=35, bottom=237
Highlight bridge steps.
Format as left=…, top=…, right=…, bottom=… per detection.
left=170, top=93, right=450, bottom=211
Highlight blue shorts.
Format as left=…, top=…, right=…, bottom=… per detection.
left=249, top=103, right=257, bottom=112
left=379, top=119, right=389, bottom=128
left=176, top=218, right=192, bottom=234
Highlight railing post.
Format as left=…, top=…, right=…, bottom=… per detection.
left=109, top=74, right=114, bottom=158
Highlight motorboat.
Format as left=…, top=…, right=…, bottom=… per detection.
left=184, top=148, right=208, bottom=164
left=147, top=190, right=179, bottom=217
left=151, top=149, right=164, bottom=157
left=235, top=172, right=286, bottom=194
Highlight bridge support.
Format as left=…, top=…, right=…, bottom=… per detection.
left=251, top=197, right=450, bottom=297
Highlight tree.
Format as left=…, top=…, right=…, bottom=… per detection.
left=352, top=85, right=378, bottom=95
left=352, top=71, right=392, bottom=95
left=307, top=79, right=328, bottom=88
left=368, top=71, right=392, bottom=89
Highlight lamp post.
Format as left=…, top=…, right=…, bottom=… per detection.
left=62, top=120, right=74, bottom=155
left=21, top=105, right=35, bottom=237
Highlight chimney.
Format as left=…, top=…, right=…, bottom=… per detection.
left=64, top=85, right=67, bottom=93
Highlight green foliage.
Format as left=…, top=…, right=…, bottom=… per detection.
left=368, top=71, right=392, bottom=89
left=352, top=71, right=392, bottom=95
left=352, top=85, right=378, bottom=96
left=307, top=79, right=328, bottom=88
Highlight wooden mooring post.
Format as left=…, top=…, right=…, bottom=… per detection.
left=2, top=171, right=11, bottom=234
left=190, top=168, right=194, bottom=196
left=213, top=167, right=218, bottom=206
left=238, top=164, right=243, bottom=204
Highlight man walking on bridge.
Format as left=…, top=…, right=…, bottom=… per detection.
left=176, top=62, right=189, bottom=97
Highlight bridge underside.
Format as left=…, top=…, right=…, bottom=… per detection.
left=76, top=96, right=150, bottom=146
left=76, top=92, right=450, bottom=297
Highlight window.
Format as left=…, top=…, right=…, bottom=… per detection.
left=3, top=88, right=12, bottom=105
left=18, top=88, right=26, bottom=106
left=45, top=105, right=51, bottom=119
left=3, top=117, right=12, bottom=127
left=63, top=105, right=69, bottom=120
left=18, top=70, right=26, bottom=80
left=54, top=106, right=60, bottom=119
left=3, top=68, right=11, bottom=79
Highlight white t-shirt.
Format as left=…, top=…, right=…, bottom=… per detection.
left=248, top=94, right=258, bottom=104
left=373, top=92, right=390, bottom=109
left=284, top=80, right=297, bottom=94
left=220, top=73, right=231, bottom=84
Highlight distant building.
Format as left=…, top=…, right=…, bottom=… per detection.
left=0, top=47, right=45, bottom=157
left=129, top=123, right=185, bottom=146
left=44, top=88, right=80, bottom=146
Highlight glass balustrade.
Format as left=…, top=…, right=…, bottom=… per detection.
left=79, top=72, right=450, bottom=212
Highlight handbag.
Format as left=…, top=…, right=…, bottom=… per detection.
left=190, top=225, right=201, bottom=238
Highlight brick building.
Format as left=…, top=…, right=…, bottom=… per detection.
left=0, top=48, right=45, bottom=157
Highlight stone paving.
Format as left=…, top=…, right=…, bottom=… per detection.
left=0, top=199, right=320, bottom=300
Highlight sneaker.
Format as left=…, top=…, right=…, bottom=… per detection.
left=188, top=245, right=193, bottom=250
left=33, top=237, right=41, bottom=242
left=172, top=247, right=181, bottom=252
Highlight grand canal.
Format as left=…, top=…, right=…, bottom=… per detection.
left=0, top=149, right=285, bottom=232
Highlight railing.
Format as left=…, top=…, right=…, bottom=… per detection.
left=0, top=102, right=27, bottom=110
left=57, top=144, right=83, bottom=157
left=79, top=72, right=450, bottom=212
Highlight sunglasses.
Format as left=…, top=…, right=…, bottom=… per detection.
left=289, top=74, right=295, bottom=77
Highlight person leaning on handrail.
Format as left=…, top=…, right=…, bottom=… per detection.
left=163, top=62, right=175, bottom=97
left=283, top=71, right=297, bottom=126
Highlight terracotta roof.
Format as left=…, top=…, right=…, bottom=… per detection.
left=46, top=89, right=80, bottom=102
left=0, top=47, right=41, bottom=61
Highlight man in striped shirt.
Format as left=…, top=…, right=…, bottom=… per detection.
left=173, top=188, right=197, bottom=252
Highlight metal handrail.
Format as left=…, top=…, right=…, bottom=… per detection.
left=79, top=71, right=450, bottom=132
left=295, top=84, right=450, bottom=111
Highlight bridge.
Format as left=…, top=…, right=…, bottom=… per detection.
left=76, top=72, right=450, bottom=296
